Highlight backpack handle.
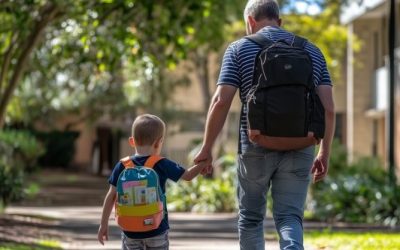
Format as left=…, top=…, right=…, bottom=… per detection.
left=120, top=155, right=164, bottom=169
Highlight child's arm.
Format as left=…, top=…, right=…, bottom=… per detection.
left=180, top=161, right=207, bottom=181
left=98, top=185, right=117, bottom=245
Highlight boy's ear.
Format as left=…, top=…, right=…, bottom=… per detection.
left=128, top=137, right=135, bottom=147
left=153, top=137, right=164, bottom=148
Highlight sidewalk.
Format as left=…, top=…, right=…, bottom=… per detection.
left=2, top=169, right=395, bottom=250
left=4, top=207, right=281, bottom=250
left=1, top=169, right=280, bottom=249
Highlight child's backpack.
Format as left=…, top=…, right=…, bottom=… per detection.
left=245, top=33, right=325, bottom=150
left=115, top=155, right=165, bottom=232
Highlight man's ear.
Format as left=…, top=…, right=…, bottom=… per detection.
left=247, top=15, right=256, bottom=34
left=277, top=18, right=282, bottom=27
left=128, top=137, right=135, bottom=147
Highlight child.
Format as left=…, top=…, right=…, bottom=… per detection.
left=97, top=114, right=206, bottom=250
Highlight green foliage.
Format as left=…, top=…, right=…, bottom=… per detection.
left=0, top=161, right=24, bottom=210
left=168, top=156, right=237, bottom=213
left=310, top=142, right=400, bottom=226
left=283, top=3, right=349, bottom=83
left=0, top=130, right=45, bottom=209
left=0, top=130, right=45, bottom=171
left=0, top=241, right=61, bottom=250
left=34, top=130, right=80, bottom=168
left=1, top=0, right=244, bottom=127
left=305, top=231, right=400, bottom=250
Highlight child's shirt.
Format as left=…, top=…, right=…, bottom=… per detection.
left=108, top=155, right=185, bottom=239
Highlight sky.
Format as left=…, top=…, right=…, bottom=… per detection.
left=282, top=0, right=323, bottom=15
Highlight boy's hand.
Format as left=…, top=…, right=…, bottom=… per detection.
left=97, top=225, right=108, bottom=245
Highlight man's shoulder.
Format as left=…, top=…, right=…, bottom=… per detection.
left=225, top=37, right=261, bottom=57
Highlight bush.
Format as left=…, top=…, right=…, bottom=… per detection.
left=167, top=155, right=237, bottom=213
left=0, top=130, right=45, bottom=172
left=34, top=130, right=79, bottom=168
left=0, top=162, right=24, bottom=209
left=0, top=130, right=45, bottom=209
left=310, top=141, right=400, bottom=226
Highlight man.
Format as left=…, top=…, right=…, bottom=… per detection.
left=194, top=0, right=335, bottom=249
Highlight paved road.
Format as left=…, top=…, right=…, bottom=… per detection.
left=5, top=206, right=281, bottom=250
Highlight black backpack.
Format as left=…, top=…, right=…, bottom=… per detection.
left=246, top=33, right=325, bottom=141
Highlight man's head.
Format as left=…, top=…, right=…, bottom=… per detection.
left=244, top=0, right=281, bottom=35
left=130, top=114, right=165, bottom=148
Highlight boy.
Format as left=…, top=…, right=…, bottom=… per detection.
left=98, top=114, right=206, bottom=250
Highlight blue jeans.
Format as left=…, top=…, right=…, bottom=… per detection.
left=237, top=144, right=314, bottom=250
left=121, top=231, right=169, bottom=250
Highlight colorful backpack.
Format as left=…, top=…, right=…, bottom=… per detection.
left=115, top=155, right=165, bottom=232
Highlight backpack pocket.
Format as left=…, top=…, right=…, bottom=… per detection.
left=264, top=86, right=308, bottom=137
left=267, top=55, right=312, bottom=88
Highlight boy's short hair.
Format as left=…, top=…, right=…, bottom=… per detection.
left=132, top=114, right=165, bottom=146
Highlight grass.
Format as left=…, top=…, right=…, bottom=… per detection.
left=304, top=231, right=400, bottom=250
left=0, top=240, right=61, bottom=250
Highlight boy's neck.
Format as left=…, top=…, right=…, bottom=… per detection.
left=134, top=145, right=158, bottom=156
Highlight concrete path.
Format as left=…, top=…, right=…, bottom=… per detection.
left=2, top=169, right=282, bottom=249
left=4, top=169, right=393, bottom=250
left=5, top=207, right=280, bottom=250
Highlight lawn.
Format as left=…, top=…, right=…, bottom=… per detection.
left=304, top=231, right=400, bottom=250
left=0, top=240, right=61, bottom=250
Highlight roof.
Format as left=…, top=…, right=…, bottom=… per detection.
left=340, top=0, right=385, bottom=24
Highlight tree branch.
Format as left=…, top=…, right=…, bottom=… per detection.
left=0, top=32, right=18, bottom=96
left=0, top=3, right=62, bottom=128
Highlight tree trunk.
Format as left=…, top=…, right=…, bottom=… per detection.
left=195, top=53, right=211, bottom=115
left=0, top=3, right=60, bottom=128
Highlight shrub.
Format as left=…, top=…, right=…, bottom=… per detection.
left=0, top=130, right=45, bottom=172
left=34, top=130, right=79, bottom=168
left=0, top=162, right=24, bottom=209
left=309, top=141, right=400, bottom=226
left=0, top=130, right=45, bottom=210
left=167, top=155, right=237, bottom=213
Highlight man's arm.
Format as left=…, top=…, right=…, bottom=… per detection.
left=312, top=85, right=335, bottom=182
left=194, top=85, right=237, bottom=171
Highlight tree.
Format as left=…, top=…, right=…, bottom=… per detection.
left=279, top=0, right=350, bottom=84
left=0, top=0, right=242, bottom=128
left=0, top=1, right=62, bottom=127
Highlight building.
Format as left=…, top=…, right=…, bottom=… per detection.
left=341, top=0, right=399, bottom=174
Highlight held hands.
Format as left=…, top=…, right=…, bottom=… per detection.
left=194, top=147, right=213, bottom=175
left=97, top=224, right=108, bottom=245
left=311, top=153, right=329, bottom=183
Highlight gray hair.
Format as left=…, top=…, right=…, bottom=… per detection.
left=244, top=0, right=280, bottom=22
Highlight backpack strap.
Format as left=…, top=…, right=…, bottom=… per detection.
left=120, top=156, right=134, bottom=168
left=143, top=155, right=164, bottom=169
left=120, top=155, right=164, bottom=169
left=292, top=35, right=307, bottom=48
left=245, top=33, right=274, bottom=48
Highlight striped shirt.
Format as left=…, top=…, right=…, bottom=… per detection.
left=217, top=26, right=332, bottom=152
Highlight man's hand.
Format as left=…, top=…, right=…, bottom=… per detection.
left=194, top=147, right=213, bottom=175
left=311, top=153, right=329, bottom=183
left=97, top=225, right=108, bottom=245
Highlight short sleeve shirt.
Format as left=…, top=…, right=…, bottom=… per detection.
left=217, top=26, right=332, bottom=152
left=108, top=155, right=185, bottom=239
